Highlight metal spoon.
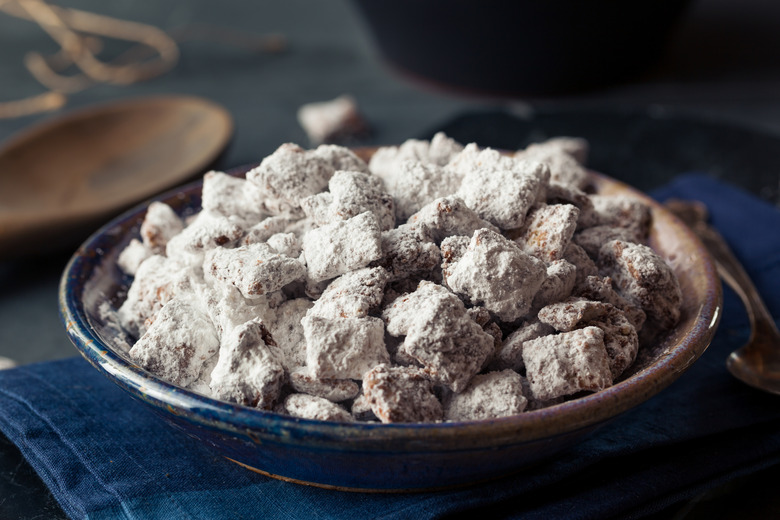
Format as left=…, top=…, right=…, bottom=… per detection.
left=0, top=95, right=232, bottom=259
left=665, top=199, right=780, bottom=394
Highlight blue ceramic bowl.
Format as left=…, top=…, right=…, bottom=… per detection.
left=59, top=159, right=721, bottom=491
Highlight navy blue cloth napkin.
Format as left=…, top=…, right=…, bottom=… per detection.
left=1, top=173, right=779, bottom=520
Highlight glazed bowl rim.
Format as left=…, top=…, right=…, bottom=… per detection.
left=59, top=162, right=722, bottom=448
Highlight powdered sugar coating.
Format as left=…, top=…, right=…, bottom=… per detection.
left=573, top=225, right=640, bottom=258
left=279, top=393, right=355, bottom=422
left=242, top=216, right=293, bottom=246
left=363, top=364, right=443, bottom=423
left=302, top=211, right=383, bottom=282
left=382, top=160, right=465, bottom=222
left=523, top=327, right=612, bottom=401
left=407, top=196, right=499, bottom=244
left=117, top=238, right=151, bottom=276
left=490, top=320, right=554, bottom=372
left=444, top=370, right=527, bottom=421
left=140, top=201, right=183, bottom=254
left=210, top=320, right=284, bottom=409
left=590, top=195, right=652, bottom=241
left=516, top=203, right=580, bottom=262
left=443, top=229, right=547, bottom=322
left=205, top=242, right=305, bottom=298
left=202, top=171, right=267, bottom=225
left=288, top=367, right=360, bottom=402
left=129, top=299, right=219, bottom=387
left=370, top=223, right=440, bottom=282
left=530, top=259, right=577, bottom=312
left=309, top=266, right=388, bottom=319
left=303, top=315, right=389, bottom=380
left=368, top=131, right=463, bottom=182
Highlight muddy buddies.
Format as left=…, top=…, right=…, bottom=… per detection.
left=115, top=134, right=682, bottom=423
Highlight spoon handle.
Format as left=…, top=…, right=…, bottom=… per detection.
left=664, top=200, right=779, bottom=338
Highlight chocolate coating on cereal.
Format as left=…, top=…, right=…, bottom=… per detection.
left=370, top=223, right=440, bottom=282
left=590, top=195, right=652, bottom=241
left=363, top=364, right=443, bottom=423
left=129, top=299, right=219, bottom=387
left=516, top=203, right=580, bottom=263
left=444, top=370, right=528, bottom=421
left=598, top=240, right=682, bottom=331
left=289, top=368, right=360, bottom=402
left=443, top=229, right=547, bottom=322
left=490, top=320, right=554, bottom=373
left=523, top=327, right=613, bottom=401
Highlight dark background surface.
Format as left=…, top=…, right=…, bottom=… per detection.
left=1, top=0, right=779, bottom=518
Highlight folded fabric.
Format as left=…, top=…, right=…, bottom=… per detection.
left=1, top=173, right=778, bottom=520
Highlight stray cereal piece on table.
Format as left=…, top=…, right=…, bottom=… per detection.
left=205, top=242, right=306, bottom=298
left=363, top=364, right=443, bottom=423
left=297, top=95, right=370, bottom=145
left=444, top=370, right=528, bottom=421
left=246, top=143, right=334, bottom=216
left=523, top=326, right=613, bottom=401
left=489, top=320, right=554, bottom=372
left=515, top=203, right=580, bottom=263
left=309, top=266, right=388, bottom=319
left=202, top=171, right=267, bottom=225
left=301, top=211, right=383, bottom=282
left=598, top=240, right=682, bottom=331
left=407, top=195, right=499, bottom=244
left=442, top=229, right=547, bottom=322
left=209, top=319, right=285, bottom=409
left=129, top=299, right=219, bottom=387
left=303, top=315, right=389, bottom=380
left=301, top=170, right=395, bottom=231
left=140, top=201, right=183, bottom=254
left=370, top=223, right=440, bottom=282
left=383, top=281, right=494, bottom=392
left=279, top=393, right=355, bottom=422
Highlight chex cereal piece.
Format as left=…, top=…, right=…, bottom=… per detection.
left=184, top=352, right=217, bottom=397
left=530, top=259, right=577, bottom=312
left=312, top=144, right=370, bottom=174
left=456, top=156, right=549, bottom=230
left=407, top=196, right=499, bottom=244
left=246, top=143, right=333, bottom=216
left=370, top=223, right=440, bottom=282
left=289, top=367, right=360, bottom=402
left=209, top=320, right=284, bottom=409
left=489, top=320, right=554, bottom=372
left=587, top=306, right=639, bottom=380
left=467, top=305, right=491, bottom=327
left=205, top=242, right=306, bottom=298
left=383, top=282, right=494, bottom=392
left=590, top=195, right=652, bottom=241
left=117, top=238, right=151, bottom=276
left=363, top=364, right=443, bottom=423
left=573, top=225, right=640, bottom=258
left=351, top=394, right=378, bottom=422
left=117, top=255, right=179, bottom=338
left=521, top=375, right=565, bottom=411
left=297, top=95, right=370, bottom=145
left=516, top=203, right=580, bottom=262
left=264, top=297, right=312, bottom=370
left=439, top=235, right=470, bottom=269
left=442, top=229, right=547, bottom=322
left=301, top=211, right=383, bottom=282
left=165, top=210, right=244, bottom=266
left=266, top=232, right=302, bottom=258
left=516, top=144, right=589, bottom=188
left=564, top=242, right=599, bottom=289
left=537, top=298, right=612, bottom=332
left=573, top=275, right=646, bottom=331
left=309, top=266, right=388, bottom=319
left=545, top=182, right=599, bottom=229
left=129, top=299, right=219, bottom=387
left=598, top=240, right=682, bottom=330
left=444, top=370, right=527, bottom=421
left=301, top=170, right=395, bottom=230
left=523, top=327, right=612, bottom=401
left=202, top=171, right=267, bottom=225
left=242, top=216, right=293, bottom=246
left=385, top=160, right=465, bottom=222
left=369, top=132, right=463, bottom=180
left=525, top=136, right=589, bottom=165
left=140, top=201, right=183, bottom=254
left=279, top=393, right=355, bottom=422
left=196, top=272, right=275, bottom=341
left=303, top=315, right=389, bottom=380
